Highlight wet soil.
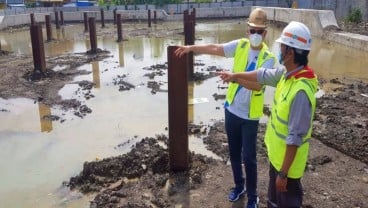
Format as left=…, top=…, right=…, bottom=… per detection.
left=338, top=21, right=368, bottom=36
left=0, top=21, right=368, bottom=207
left=0, top=50, right=111, bottom=118
left=65, top=82, right=368, bottom=207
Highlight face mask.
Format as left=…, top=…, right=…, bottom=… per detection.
left=278, top=50, right=284, bottom=65
left=249, top=34, right=263, bottom=47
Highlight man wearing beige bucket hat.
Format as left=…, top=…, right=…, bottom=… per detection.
left=175, top=8, right=276, bottom=208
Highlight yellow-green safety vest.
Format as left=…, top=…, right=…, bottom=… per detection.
left=265, top=69, right=318, bottom=178
left=225, top=38, right=276, bottom=119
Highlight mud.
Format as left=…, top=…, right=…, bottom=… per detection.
left=339, top=20, right=368, bottom=36
left=314, top=78, right=368, bottom=164
left=0, top=50, right=111, bottom=118
left=63, top=80, right=368, bottom=208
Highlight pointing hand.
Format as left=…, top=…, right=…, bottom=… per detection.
left=216, top=71, right=235, bottom=83
left=174, top=46, right=191, bottom=57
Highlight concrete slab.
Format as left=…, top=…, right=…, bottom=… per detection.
left=324, top=32, right=368, bottom=52
left=262, top=7, right=339, bottom=37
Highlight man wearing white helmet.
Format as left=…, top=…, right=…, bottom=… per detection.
left=218, top=21, right=318, bottom=207
left=175, top=8, right=276, bottom=208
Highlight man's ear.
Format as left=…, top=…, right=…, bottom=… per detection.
left=263, top=30, right=267, bottom=38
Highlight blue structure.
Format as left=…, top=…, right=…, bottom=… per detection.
left=0, top=0, right=25, bottom=8
left=76, top=0, right=94, bottom=6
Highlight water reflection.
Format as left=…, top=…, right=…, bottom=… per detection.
left=118, top=42, right=125, bottom=67
left=188, top=83, right=194, bottom=123
left=309, top=38, right=368, bottom=81
left=131, top=38, right=144, bottom=60
left=45, top=38, right=74, bottom=56
left=84, top=39, right=89, bottom=52
left=56, top=26, right=66, bottom=40
left=38, top=103, right=53, bottom=132
left=92, top=61, right=100, bottom=88
left=150, top=37, right=164, bottom=58
left=2, top=29, right=32, bottom=54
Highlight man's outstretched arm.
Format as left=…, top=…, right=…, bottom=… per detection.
left=175, top=44, right=225, bottom=57
left=217, top=70, right=259, bottom=83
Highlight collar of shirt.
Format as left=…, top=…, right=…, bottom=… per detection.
left=285, top=65, right=304, bottom=79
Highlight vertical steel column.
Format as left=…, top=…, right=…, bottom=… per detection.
left=117, top=14, right=122, bottom=42
left=167, top=46, right=189, bottom=171
left=89, top=17, right=97, bottom=53
left=30, top=24, right=46, bottom=72
left=54, top=11, right=60, bottom=29
left=184, top=10, right=194, bottom=79
left=153, top=10, right=157, bottom=24
left=84, top=12, right=88, bottom=32
left=189, top=9, right=196, bottom=79
left=191, top=8, right=196, bottom=36
left=148, top=9, right=151, bottom=28
left=183, top=10, right=188, bottom=43
left=45, top=15, right=52, bottom=41
left=30, top=13, right=35, bottom=25
left=60, top=11, right=64, bottom=25
left=113, top=8, right=117, bottom=25
left=100, top=8, right=105, bottom=28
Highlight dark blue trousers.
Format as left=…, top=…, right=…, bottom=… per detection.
left=267, top=163, right=303, bottom=208
left=225, top=108, right=259, bottom=202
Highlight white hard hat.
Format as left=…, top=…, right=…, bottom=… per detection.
left=276, top=21, right=312, bottom=51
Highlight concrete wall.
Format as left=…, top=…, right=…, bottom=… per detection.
left=323, top=32, right=368, bottom=52
left=261, top=7, right=339, bottom=37
left=262, top=7, right=368, bottom=52
left=0, top=10, right=170, bottom=29
left=0, top=0, right=368, bottom=21
left=195, top=7, right=251, bottom=19
left=0, top=12, right=51, bottom=28
left=296, top=0, right=368, bottom=21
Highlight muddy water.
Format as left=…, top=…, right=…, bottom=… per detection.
left=0, top=20, right=367, bottom=208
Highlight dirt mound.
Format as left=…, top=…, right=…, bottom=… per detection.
left=314, top=78, right=368, bottom=164
left=65, top=137, right=219, bottom=208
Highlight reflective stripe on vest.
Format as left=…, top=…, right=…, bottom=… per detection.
left=225, top=38, right=276, bottom=119
left=265, top=69, right=318, bottom=178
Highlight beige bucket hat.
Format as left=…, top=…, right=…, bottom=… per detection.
left=247, top=8, right=268, bottom=28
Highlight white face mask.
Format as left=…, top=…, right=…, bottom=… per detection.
left=249, top=34, right=263, bottom=47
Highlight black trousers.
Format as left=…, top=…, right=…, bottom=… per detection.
left=267, top=163, right=303, bottom=208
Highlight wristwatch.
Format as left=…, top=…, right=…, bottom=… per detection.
left=278, top=171, right=287, bottom=179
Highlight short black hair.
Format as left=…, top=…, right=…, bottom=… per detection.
left=292, top=47, right=309, bottom=66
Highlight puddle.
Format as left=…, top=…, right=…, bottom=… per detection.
left=0, top=20, right=367, bottom=207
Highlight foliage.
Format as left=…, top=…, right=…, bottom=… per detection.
left=346, top=8, right=362, bottom=24
left=25, top=2, right=36, bottom=7
left=111, top=0, right=122, bottom=5
left=98, top=0, right=105, bottom=6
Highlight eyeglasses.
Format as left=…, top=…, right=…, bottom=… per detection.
left=249, top=29, right=265, bottom=34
